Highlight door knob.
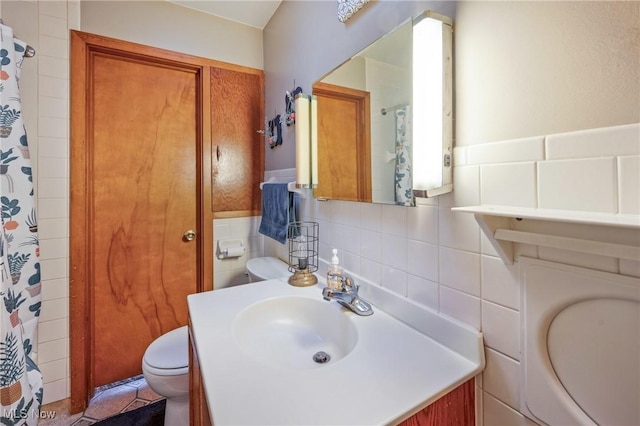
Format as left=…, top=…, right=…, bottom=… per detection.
left=183, top=230, right=196, bottom=241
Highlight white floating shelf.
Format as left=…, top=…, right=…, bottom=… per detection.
left=452, top=205, right=640, bottom=265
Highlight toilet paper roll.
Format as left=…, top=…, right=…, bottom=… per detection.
left=217, top=239, right=245, bottom=259
left=223, top=246, right=245, bottom=258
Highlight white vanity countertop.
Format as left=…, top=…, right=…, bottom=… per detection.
left=188, top=278, right=484, bottom=426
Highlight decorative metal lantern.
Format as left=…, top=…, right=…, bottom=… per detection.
left=287, top=221, right=319, bottom=287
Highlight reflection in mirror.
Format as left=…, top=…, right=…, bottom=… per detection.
left=312, top=11, right=452, bottom=205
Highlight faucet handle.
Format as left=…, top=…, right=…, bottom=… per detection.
left=342, top=275, right=358, bottom=292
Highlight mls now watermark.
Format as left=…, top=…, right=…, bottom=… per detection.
left=2, top=409, right=56, bottom=420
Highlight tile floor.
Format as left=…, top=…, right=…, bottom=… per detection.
left=39, top=376, right=164, bottom=425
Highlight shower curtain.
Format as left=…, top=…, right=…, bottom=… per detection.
left=0, top=23, right=43, bottom=424
left=394, top=106, right=413, bottom=206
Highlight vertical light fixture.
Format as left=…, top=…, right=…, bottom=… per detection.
left=412, top=12, right=453, bottom=197
left=295, top=93, right=312, bottom=188
left=294, top=93, right=319, bottom=188
left=310, top=95, right=319, bottom=188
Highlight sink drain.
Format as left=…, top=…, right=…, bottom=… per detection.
left=312, top=351, right=331, bottom=364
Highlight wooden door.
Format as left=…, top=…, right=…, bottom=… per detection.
left=70, top=31, right=212, bottom=411
left=91, top=53, right=198, bottom=387
left=312, top=82, right=371, bottom=202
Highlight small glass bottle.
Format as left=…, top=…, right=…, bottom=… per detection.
left=327, top=249, right=343, bottom=290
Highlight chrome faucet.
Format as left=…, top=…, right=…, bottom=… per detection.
left=322, top=275, right=373, bottom=316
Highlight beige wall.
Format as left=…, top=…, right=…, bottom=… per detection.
left=263, top=0, right=457, bottom=171
left=80, top=0, right=263, bottom=69
left=455, top=1, right=639, bottom=145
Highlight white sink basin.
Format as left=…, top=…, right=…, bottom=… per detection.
left=233, top=296, right=358, bottom=369
left=188, top=278, right=484, bottom=425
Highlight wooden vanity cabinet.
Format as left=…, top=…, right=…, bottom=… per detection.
left=398, top=378, right=475, bottom=426
left=189, top=323, right=212, bottom=426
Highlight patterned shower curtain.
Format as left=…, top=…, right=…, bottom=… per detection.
left=0, top=23, right=43, bottom=424
left=394, top=106, right=413, bottom=206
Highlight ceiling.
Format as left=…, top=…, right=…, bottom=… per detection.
left=168, top=0, right=283, bottom=29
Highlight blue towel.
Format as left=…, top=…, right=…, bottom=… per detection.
left=258, top=183, right=299, bottom=244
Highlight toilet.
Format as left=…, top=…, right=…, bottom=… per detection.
left=140, top=256, right=289, bottom=425
left=142, top=326, right=189, bottom=426
left=246, top=256, right=290, bottom=282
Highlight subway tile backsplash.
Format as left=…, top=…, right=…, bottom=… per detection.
left=439, top=246, right=481, bottom=297
left=618, top=155, right=640, bottom=214
left=483, top=392, right=536, bottom=426
left=482, top=348, right=521, bottom=411
left=292, top=122, right=639, bottom=426
left=466, top=136, right=544, bottom=165
left=481, top=301, right=520, bottom=361
left=213, top=216, right=263, bottom=289
left=545, top=123, right=640, bottom=160
left=480, top=162, right=537, bottom=207
left=538, top=157, right=618, bottom=212
left=298, top=123, right=638, bottom=321
left=480, top=255, right=519, bottom=310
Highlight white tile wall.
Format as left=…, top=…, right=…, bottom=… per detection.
left=381, top=234, right=407, bottom=271
left=545, top=123, right=640, bottom=160
left=439, top=285, right=481, bottom=330
left=381, top=267, right=408, bottom=296
left=481, top=255, right=519, bottom=310
left=406, top=204, right=438, bottom=244
left=483, top=392, right=536, bottom=426
left=342, top=224, right=360, bottom=255
left=439, top=207, right=481, bottom=252
left=38, top=338, right=67, bottom=364
left=467, top=136, right=544, bottom=165
left=439, top=247, right=480, bottom=296
left=2, top=0, right=77, bottom=405
left=406, top=240, right=438, bottom=282
left=482, top=348, right=520, bottom=411
left=538, top=157, right=617, bottom=212
left=360, top=229, right=382, bottom=263
left=297, top=122, right=639, bottom=425
left=480, top=162, right=537, bottom=208
left=618, top=155, right=640, bottom=214
left=381, top=204, right=408, bottom=237
left=213, top=216, right=264, bottom=289
left=481, top=301, right=520, bottom=361
left=406, top=275, right=439, bottom=311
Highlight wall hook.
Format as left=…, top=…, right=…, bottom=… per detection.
left=284, top=86, right=303, bottom=126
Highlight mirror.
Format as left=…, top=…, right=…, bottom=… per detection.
left=312, top=11, right=453, bottom=205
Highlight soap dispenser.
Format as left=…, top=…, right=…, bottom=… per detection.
left=327, top=249, right=343, bottom=290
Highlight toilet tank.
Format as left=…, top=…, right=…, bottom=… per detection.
left=246, top=257, right=290, bottom=282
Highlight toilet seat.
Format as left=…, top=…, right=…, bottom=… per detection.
left=520, top=258, right=640, bottom=426
left=142, top=325, right=188, bottom=376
